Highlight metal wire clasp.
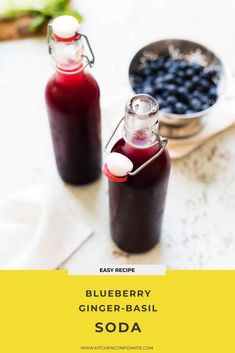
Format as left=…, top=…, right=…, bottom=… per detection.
left=47, top=23, right=95, bottom=69
left=79, top=33, right=95, bottom=68
left=105, top=118, right=168, bottom=177
left=47, top=22, right=53, bottom=55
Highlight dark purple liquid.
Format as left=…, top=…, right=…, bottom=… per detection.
left=109, top=139, right=171, bottom=253
left=45, top=70, right=101, bottom=185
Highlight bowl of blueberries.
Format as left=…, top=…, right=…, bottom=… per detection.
left=129, top=39, right=226, bottom=138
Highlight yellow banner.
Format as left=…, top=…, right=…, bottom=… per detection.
left=0, top=270, right=234, bottom=352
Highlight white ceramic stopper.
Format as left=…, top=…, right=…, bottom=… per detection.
left=107, top=153, right=133, bottom=177
left=52, top=16, right=80, bottom=39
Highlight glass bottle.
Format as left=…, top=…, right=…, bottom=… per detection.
left=103, top=94, right=171, bottom=253
left=45, top=16, right=101, bottom=185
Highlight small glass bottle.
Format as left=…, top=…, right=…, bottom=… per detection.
left=103, top=94, right=171, bottom=253
left=45, top=16, right=101, bottom=185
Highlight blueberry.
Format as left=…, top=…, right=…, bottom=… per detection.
left=184, top=80, right=193, bottom=92
left=204, top=66, right=220, bottom=80
left=133, top=86, right=143, bottom=94
left=177, top=60, right=190, bottom=70
left=174, top=77, right=184, bottom=86
left=162, top=91, right=169, bottom=98
left=186, top=109, right=195, bottom=114
left=200, top=95, right=210, bottom=104
left=191, top=63, right=204, bottom=74
left=168, top=66, right=178, bottom=74
left=164, top=73, right=175, bottom=82
left=201, top=103, right=210, bottom=110
left=156, top=70, right=165, bottom=77
left=161, top=107, right=173, bottom=114
left=148, top=61, right=158, bottom=72
left=166, top=95, right=177, bottom=106
left=169, top=60, right=180, bottom=70
left=163, top=60, right=171, bottom=69
left=174, top=102, right=187, bottom=114
left=187, top=93, right=193, bottom=102
left=176, top=70, right=185, bottom=78
left=164, top=59, right=175, bottom=70
left=145, top=77, right=154, bottom=86
left=190, top=98, right=201, bottom=111
left=155, top=62, right=165, bottom=72
left=154, top=76, right=165, bottom=85
left=209, top=99, right=216, bottom=106
left=185, top=68, right=194, bottom=78
left=165, top=83, right=177, bottom=94
left=208, top=87, right=218, bottom=100
left=208, top=79, right=217, bottom=88
left=176, top=86, right=189, bottom=98
left=157, top=58, right=166, bottom=66
left=191, top=76, right=200, bottom=86
left=154, top=82, right=165, bottom=93
left=156, top=60, right=168, bottom=71
left=191, top=90, right=202, bottom=99
left=198, top=79, right=210, bottom=92
left=199, top=70, right=207, bottom=79
left=142, top=66, right=153, bottom=77
left=142, top=84, right=154, bottom=96
left=155, top=97, right=166, bottom=109
left=200, top=70, right=218, bottom=85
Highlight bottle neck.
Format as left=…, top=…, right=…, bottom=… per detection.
left=54, top=68, right=86, bottom=86
left=51, top=36, right=84, bottom=74
left=123, top=95, right=159, bottom=149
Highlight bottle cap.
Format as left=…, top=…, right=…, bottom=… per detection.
left=102, top=152, right=134, bottom=182
left=107, top=153, right=133, bottom=177
left=52, top=16, right=80, bottom=40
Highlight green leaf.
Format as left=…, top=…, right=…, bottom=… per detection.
left=29, top=14, right=46, bottom=31
left=0, top=0, right=83, bottom=26
left=0, top=1, right=69, bottom=17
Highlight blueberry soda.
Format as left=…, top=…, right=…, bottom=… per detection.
left=106, top=95, right=171, bottom=253
left=45, top=16, right=101, bottom=185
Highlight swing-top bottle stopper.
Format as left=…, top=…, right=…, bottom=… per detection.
left=51, top=15, right=80, bottom=40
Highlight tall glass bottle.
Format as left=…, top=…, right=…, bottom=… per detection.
left=45, top=16, right=101, bottom=185
left=103, top=94, right=171, bottom=253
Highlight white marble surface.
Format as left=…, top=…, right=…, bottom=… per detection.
left=1, top=0, right=235, bottom=269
